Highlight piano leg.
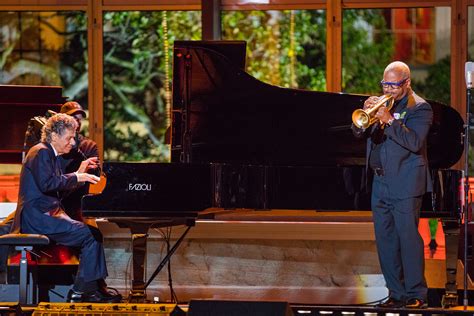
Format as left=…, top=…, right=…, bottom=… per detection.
left=441, top=219, right=460, bottom=308
left=112, top=221, right=152, bottom=302
left=130, top=230, right=148, bottom=302
left=114, top=220, right=157, bottom=302
left=113, top=218, right=196, bottom=303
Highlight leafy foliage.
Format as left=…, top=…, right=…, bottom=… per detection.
left=58, top=12, right=89, bottom=111
left=102, top=11, right=201, bottom=161
left=0, top=12, right=86, bottom=92
left=222, top=10, right=326, bottom=90
left=342, top=9, right=394, bottom=94
left=411, top=55, right=450, bottom=105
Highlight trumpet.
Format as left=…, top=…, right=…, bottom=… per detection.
left=352, top=94, right=394, bottom=129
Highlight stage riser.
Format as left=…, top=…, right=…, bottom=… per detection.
left=103, top=238, right=387, bottom=304
left=99, top=216, right=469, bottom=305
left=1, top=217, right=468, bottom=305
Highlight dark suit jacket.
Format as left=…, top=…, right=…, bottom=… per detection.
left=11, top=142, right=80, bottom=234
left=352, top=91, right=433, bottom=199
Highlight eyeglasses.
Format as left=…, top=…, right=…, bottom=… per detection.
left=380, top=78, right=408, bottom=89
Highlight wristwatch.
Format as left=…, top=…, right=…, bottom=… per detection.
left=387, top=118, right=395, bottom=126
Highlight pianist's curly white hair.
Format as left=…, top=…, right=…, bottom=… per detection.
left=41, top=113, right=78, bottom=143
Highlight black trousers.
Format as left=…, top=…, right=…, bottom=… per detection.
left=23, top=215, right=108, bottom=284
left=371, top=175, right=427, bottom=301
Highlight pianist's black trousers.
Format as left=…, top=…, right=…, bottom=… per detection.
left=371, top=175, right=427, bottom=302
left=25, top=216, right=108, bottom=286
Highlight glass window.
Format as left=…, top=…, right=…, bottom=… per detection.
left=0, top=11, right=88, bottom=107
left=222, top=10, right=326, bottom=91
left=103, top=11, right=201, bottom=162
left=0, top=11, right=87, bottom=175
left=342, top=7, right=451, bottom=106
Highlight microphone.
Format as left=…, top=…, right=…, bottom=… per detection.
left=47, top=109, right=57, bottom=116
left=466, top=61, right=474, bottom=89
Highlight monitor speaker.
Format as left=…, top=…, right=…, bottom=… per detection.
left=188, top=300, right=294, bottom=316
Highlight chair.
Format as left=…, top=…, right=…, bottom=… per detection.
left=0, top=233, right=49, bottom=305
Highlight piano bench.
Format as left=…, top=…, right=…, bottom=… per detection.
left=0, top=233, right=49, bottom=305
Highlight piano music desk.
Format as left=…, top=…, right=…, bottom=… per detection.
left=92, top=209, right=461, bottom=305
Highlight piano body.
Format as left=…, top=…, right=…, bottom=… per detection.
left=82, top=41, right=465, bottom=305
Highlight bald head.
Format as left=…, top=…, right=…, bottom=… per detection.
left=384, top=61, right=410, bottom=80
left=381, top=61, right=411, bottom=101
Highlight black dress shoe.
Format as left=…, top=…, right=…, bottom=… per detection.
left=406, top=298, right=427, bottom=309
left=83, top=289, right=122, bottom=303
left=376, top=297, right=405, bottom=308
left=67, top=288, right=122, bottom=303
left=67, top=289, right=85, bottom=303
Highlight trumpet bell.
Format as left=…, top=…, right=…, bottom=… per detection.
left=351, top=94, right=394, bottom=129
left=352, top=109, right=371, bottom=129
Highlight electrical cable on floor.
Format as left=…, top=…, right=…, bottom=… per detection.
left=165, top=226, right=178, bottom=303
left=125, top=246, right=133, bottom=299
left=152, top=226, right=167, bottom=302
left=166, top=229, right=175, bottom=302
left=351, top=295, right=389, bottom=306
left=152, top=226, right=179, bottom=303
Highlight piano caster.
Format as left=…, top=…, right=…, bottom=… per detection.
left=442, top=293, right=458, bottom=308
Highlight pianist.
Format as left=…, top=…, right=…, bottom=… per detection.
left=1, top=102, right=101, bottom=274
left=352, top=61, right=432, bottom=309
left=10, top=113, right=122, bottom=303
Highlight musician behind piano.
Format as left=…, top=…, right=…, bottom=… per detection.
left=10, top=113, right=122, bottom=303
left=351, top=61, right=433, bottom=309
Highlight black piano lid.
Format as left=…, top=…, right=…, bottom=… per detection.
left=172, top=40, right=463, bottom=169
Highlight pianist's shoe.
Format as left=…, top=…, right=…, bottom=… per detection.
left=67, top=289, right=84, bottom=303
left=67, top=288, right=122, bottom=303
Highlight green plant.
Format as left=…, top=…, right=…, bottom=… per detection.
left=342, top=9, right=394, bottom=94
left=411, top=55, right=450, bottom=105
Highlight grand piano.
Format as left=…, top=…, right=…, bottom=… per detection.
left=81, top=41, right=465, bottom=305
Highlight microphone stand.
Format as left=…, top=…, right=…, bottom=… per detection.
left=463, top=85, right=472, bottom=308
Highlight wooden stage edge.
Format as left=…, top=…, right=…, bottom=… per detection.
left=95, top=209, right=376, bottom=241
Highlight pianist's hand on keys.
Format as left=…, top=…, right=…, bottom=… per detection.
left=76, top=157, right=100, bottom=184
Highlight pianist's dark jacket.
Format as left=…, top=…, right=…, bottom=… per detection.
left=11, top=142, right=80, bottom=234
